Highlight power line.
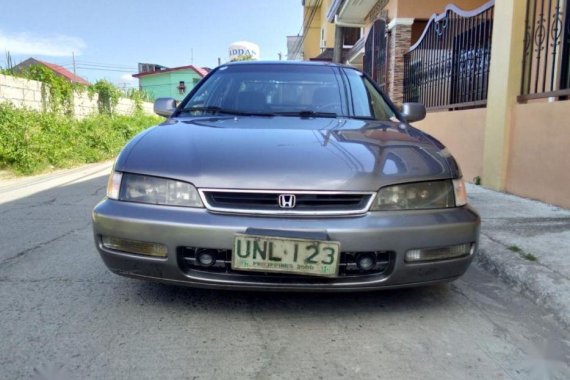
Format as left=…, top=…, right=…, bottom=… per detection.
left=73, top=60, right=137, bottom=69
left=76, top=63, right=136, bottom=70
left=292, top=0, right=323, bottom=59
left=295, top=0, right=322, bottom=56
left=74, top=66, right=136, bottom=73
left=60, top=61, right=137, bottom=72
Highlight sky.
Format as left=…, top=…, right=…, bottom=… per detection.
left=0, top=0, right=303, bottom=88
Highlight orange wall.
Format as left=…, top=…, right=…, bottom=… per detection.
left=413, top=108, right=486, bottom=182
left=303, top=0, right=336, bottom=60
left=411, top=102, right=570, bottom=208
left=321, top=0, right=335, bottom=49
left=303, top=4, right=323, bottom=60
left=506, top=101, right=570, bottom=208
left=390, top=0, right=488, bottom=19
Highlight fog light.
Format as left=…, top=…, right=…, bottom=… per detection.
left=197, top=250, right=216, bottom=267
left=102, top=236, right=167, bottom=257
left=356, top=253, right=376, bottom=271
left=405, top=243, right=473, bottom=263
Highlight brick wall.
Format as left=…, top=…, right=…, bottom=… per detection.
left=0, top=74, right=153, bottom=117
left=387, top=24, right=412, bottom=105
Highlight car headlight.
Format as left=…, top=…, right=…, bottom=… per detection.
left=371, top=179, right=466, bottom=211
left=106, top=172, right=203, bottom=208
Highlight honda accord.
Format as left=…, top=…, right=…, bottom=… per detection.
left=92, top=61, right=480, bottom=291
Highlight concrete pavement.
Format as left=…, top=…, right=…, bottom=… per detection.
left=468, top=184, right=570, bottom=329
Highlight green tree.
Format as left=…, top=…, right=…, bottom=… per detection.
left=230, top=54, right=254, bottom=62
left=20, top=64, right=77, bottom=115
left=89, top=80, right=122, bottom=115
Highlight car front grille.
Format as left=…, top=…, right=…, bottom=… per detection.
left=177, top=247, right=395, bottom=280
left=199, top=189, right=375, bottom=215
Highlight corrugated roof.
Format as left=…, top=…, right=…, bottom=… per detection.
left=13, top=58, right=91, bottom=86
left=37, top=60, right=91, bottom=86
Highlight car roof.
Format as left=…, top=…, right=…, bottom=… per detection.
left=221, top=60, right=356, bottom=70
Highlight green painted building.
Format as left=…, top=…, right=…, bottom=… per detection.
left=133, top=64, right=209, bottom=101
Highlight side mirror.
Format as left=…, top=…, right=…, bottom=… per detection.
left=401, top=102, right=426, bottom=123
left=154, top=98, right=177, bottom=117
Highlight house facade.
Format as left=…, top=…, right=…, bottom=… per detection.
left=301, top=0, right=570, bottom=209
left=301, top=0, right=485, bottom=103
left=287, top=35, right=303, bottom=60
left=133, top=64, right=208, bottom=101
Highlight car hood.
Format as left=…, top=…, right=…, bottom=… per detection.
left=116, top=116, right=457, bottom=191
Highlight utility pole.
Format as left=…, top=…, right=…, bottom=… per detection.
left=278, top=52, right=283, bottom=61
left=72, top=51, right=76, bottom=83
left=333, top=26, right=344, bottom=63
left=191, top=48, right=194, bottom=64
left=218, top=57, right=221, bottom=66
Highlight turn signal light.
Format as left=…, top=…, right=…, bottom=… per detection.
left=102, top=236, right=167, bottom=257
left=405, top=243, right=474, bottom=263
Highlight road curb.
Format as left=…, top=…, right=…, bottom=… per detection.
left=475, top=234, right=570, bottom=330
left=0, top=161, right=113, bottom=204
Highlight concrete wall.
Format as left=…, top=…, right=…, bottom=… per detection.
left=0, top=74, right=153, bottom=117
left=506, top=101, right=570, bottom=209
left=414, top=101, right=570, bottom=209
left=0, top=74, right=45, bottom=112
left=414, top=108, right=486, bottom=183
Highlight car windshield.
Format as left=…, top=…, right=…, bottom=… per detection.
left=179, top=64, right=396, bottom=121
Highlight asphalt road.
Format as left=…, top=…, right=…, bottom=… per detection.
left=1, top=173, right=569, bottom=380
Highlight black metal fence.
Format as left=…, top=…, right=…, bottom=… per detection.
left=520, top=0, right=570, bottom=100
left=403, top=1, right=495, bottom=110
left=363, top=19, right=388, bottom=92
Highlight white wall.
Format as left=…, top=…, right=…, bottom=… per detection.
left=0, top=74, right=153, bottom=118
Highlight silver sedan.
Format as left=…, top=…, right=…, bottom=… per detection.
left=92, top=61, right=480, bottom=291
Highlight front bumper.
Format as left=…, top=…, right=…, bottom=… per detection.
left=92, top=199, right=480, bottom=291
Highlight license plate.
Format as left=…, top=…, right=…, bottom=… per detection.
left=232, top=234, right=340, bottom=277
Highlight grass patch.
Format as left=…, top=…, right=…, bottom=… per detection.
left=0, top=103, right=162, bottom=175
left=508, top=245, right=538, bottom=262
left=520, top=252, right=538, bottom=261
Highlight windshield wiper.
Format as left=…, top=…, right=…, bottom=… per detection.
left=180, top=106, right=274, bottom=117
left=273, top=110, right=338, bottom=118
left=346, top=115, right=375, bottom=121
left=182, top=106, right=226, bottom=114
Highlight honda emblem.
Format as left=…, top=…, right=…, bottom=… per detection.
left=278, top=194, right=296, bottom=208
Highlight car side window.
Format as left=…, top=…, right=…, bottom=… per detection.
left=344, top=69, right=395, bottom=121
left=186, top=73, right=227, bottom=109
left=364, top=79, right=393, bottom=121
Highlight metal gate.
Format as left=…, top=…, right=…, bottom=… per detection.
left=363, top=19, right=388, bottom=92
left=403, top=1, right=495, bottom=110
left=520, top=0, right=570, bottom=100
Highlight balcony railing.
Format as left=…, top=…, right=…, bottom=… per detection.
left=519, top=0, right=570, bottom=101
left=347, top=34, right=366, bottom=59
left=403, top=1, right=495, bottom=110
